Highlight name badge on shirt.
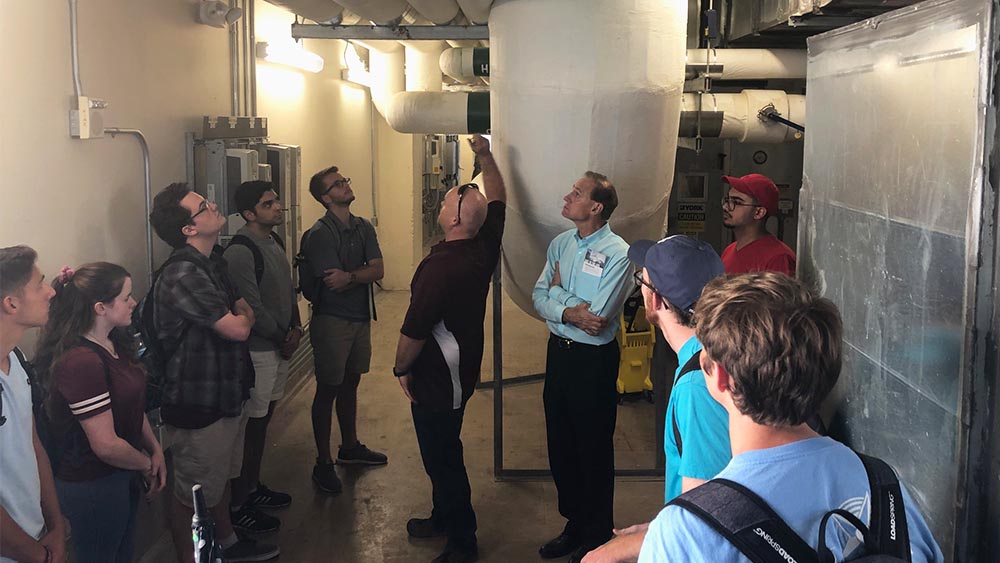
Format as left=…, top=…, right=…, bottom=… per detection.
left=582, top=249, right=607, bottom=276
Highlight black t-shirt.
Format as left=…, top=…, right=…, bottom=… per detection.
left=401, top=201, right=506, bottom=411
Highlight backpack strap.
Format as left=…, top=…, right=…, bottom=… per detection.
left=671, top=351, right=703, bottom=457
left=12, top=347, right=43, bottom=411
left=228, top=234, right=265, bottom=285
left=75, top=339, right=114, bottom=389
left=145, top=254, right=205, bottom=364
left=270, top=231, right=285, bottom=250
left=669, top=478, right=819, bottom=563
left=856, top=452, right=911, bottom=561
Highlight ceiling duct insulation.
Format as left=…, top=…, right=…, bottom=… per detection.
left=335, top=0, right=409, bottom=24
left=387, top=91, right=490, bottom=133
left=679, top=91, right=805, bottom=141
left=401, top=40, right=447, bottom=91
left=685, top=49, right=806, bottom=79
left=442, top=47, right=804, bottom=83
left=490, top=0, right=687, bottom=316
left=407, top=0, right=461, bottom=23
left=264, top=0, right=345, bottom=22
left=456, top=0, right=492, bottom=24
left=358, top=40, right=405, bottom=116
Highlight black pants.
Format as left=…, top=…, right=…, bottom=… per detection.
left=412, top=403, right=477, bottom=551
left=543, top=334, right=620, bottom=545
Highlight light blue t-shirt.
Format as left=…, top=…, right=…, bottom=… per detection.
left=663, top=336, right=731, bottom=501
left=532, top=224, right=633, bottom=346
left=1, top=351, right=44, bottom=563
left=640, top=437, right=944, bottom=563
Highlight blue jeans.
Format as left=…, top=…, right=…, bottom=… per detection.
left=55, top=470, right=140, bottom=563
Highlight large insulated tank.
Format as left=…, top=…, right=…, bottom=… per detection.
left=489, top=0, right=687, bottom=316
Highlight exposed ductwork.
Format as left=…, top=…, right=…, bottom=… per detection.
left=680, top=91, right=805, bottom=142
left=386, top=91, right=489, bottom=133
left=358, top=40, right=405, bottom=117
left=401, top=40, right=446, bottom=91
left=439, top=47, right=804, bottom=83
left=455, top=0, right=491, bottom=24
left=406, top=0, right=461, bottom=24
left=335, top=0, right=408, bottom=24
left=263, top=0, right=344, bottom=23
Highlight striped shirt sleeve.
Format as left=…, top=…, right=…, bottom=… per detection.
left=54, top=347, right=112, bottom=419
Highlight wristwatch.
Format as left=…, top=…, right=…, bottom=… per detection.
left=392, top=366, right=410, bottom=378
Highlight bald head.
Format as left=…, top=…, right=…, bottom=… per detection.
left=439, top=184, right=488, bottom=240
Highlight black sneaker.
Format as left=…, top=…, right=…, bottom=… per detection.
left=247, top=483, right=292, bottom=510
left=222, top=537, right=280, bottom=562
left=336, top=442, right=388, bottom=465
left=230, top=505, right=281, bottom=536
left=312, top=460, right=343, bottom=493
left=407, top=517, right=447, bottom=538
left=430, top=547, right=478, bottom=563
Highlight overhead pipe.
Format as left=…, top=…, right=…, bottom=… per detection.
left=680, top=91, right=805, bottom=142
left=334, top=0, right=408, bottom=24
left=684, top=48, right=807, bottom=80
left=440, top=47, right=489, bottom=82
left=456, top=0, right=492, bottom=24
left=386, top=91, right=489, bottom=133
left=263, top=0, right=345, bottom=23
left=357, top=40, right=405, bottom=117
left=407, top=0, right=461, bottom=24
left=401, top=40, right=446, bottom=91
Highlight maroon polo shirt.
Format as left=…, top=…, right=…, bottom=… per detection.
left=401, top=201, right=505, bottom=411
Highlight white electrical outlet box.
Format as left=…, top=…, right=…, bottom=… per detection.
left=69, top=96, right=105, bottom=139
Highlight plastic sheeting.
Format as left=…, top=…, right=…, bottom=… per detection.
left=489, top=0, right=687, bottom=316
left=800, top=0, right=992, bottom=555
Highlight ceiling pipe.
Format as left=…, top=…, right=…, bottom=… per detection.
left=401, top=40, right=446, bottom=91
left=438, top=47, right=806, bottom=84
left=386, top=91, right=489, bottom=133
left=685, top=48, right=807, bottom=80
left=456, top=0, right=492, bottom=24
left=335, top=0, right=408, bottom=24
left=356, top=40, right=405, bottom=117
left=263, top=0, right=345, bottom=22
left=407, top=0, right=461, bottom=24
left=680, top=91, right=805, bottom=142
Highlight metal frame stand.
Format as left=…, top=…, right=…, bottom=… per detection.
left=487, top=266, right=666, bottom=482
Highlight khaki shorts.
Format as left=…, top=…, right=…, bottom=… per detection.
left=162, top=410, right=248, bottom=508
left=246, top=350, right=290, bottom=418
left=310, top=315, right=371, bottom=386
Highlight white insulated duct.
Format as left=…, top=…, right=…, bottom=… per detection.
left=682, top=91, right=805, bottom=142
left=490, top=0, right=687, bottom=316
left=386, top=91, right=489, bottom=133
left=407, top=0, right=461, bottom=24
left=264, top=0, right=344, bottom=23
left=335, top=0, right=408, bottom=24
left=440, top=47, right=489, bottom=82
left=685, top=49, right=807, bottom=80
left=401, top=40, right=446, bottom=91
left=456, top=0, right=492, bottom=24
left=359, top=40, right=405, bottom=117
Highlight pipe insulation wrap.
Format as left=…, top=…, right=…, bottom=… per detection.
left=335, top=0, right=407, bottom=24
left=407, top=0, right=461, bottom=24
left=402, top=40, right=446, bottom=92
left=360, top=40, right=405, bottom=118
left=681, top=91, right=805, bottom=142
left=456, top=0, right=492, bottom=24
left=684, top=49, right=807, bottom=80
left=440, top=48, right=490, bottom=81
left=263, top=0, right=344, bottom=23
left=386, top=91, right=489, bottom=133
left=490, top=0, right=686, bottom=316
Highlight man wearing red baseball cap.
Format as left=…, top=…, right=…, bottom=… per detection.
left=719, top=173, right=796, bottom=276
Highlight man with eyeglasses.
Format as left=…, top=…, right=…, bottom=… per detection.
left=393, top=134, right=506, bottom=563
left=581, top=235, right=727, bottom=563
left=302, top=166, right=386, bottom=496
left=719, top=174, right=795, bottom=276
left=148, top=183, right=278, bottom=562
left=532, top=172, right=634, bottom=563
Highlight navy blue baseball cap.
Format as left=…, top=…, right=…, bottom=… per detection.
left=628, top=235, right=725, bottom=313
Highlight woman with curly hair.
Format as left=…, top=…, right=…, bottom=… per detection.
left=34, top=262, right=166, bottom=563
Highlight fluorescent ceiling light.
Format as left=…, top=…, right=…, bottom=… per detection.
left=342, top=42, right=371, bottom=87
left=256, top=41, right=324, bottom=74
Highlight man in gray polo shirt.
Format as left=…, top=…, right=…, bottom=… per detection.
left=302, top=166, right=386, bottom=495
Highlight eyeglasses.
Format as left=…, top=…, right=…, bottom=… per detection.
left=456, top=182, right=480, bottom=225
left=321, top=177, right=352, bottom=198
left=190, top=201, right=210, bottom=221
left=633, top=270, right=665, bottom=300
left=721, top=196, right=760, bottom=211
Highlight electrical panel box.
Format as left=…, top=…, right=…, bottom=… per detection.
left=263, top=144, right=303, bottom=286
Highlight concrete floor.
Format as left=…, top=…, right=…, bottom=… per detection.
left=143, top=290, right=666, bottom=563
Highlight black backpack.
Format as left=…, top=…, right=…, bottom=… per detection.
left=131, top=253, right=209, bottom=412
left=227, top=232, right=285, bottom=285
left=669, top=451, right=911, bottom=563
left=295, top=216, right=337, bottom=304
left=10, top=347, right=63, bottom=472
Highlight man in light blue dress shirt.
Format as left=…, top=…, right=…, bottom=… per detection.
left=532, top=172, right=634, bottom=563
